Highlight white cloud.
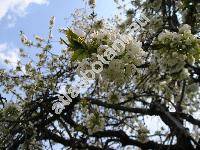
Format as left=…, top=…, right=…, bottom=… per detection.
left=0, top=0, right=48, bottom=22
left=0, top=43, right=19, bottom=68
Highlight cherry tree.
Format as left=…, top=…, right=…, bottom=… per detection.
left=0, top=0, right=200, bottom=149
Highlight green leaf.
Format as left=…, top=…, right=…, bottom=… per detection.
left=66, top=29, right=87, bottom=50
left=71, top=49, right=89, bottom=61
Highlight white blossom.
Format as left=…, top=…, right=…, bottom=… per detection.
left=180, top=68, right=190, bottom=79
left=179, top=24, right=191, bottom=34
left=72, top=28, right=86, bottom=37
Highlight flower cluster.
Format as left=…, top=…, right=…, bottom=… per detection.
left=139, top=24, right=200, bottom=105
left=153, top=24, right=200, bottom=79
left=51, top=12, right=150, bottom=114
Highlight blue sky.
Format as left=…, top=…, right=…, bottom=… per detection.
left=0, top=0, right=116, bottom=68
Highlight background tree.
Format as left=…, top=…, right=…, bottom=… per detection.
left=0, top=0, right=200, bottom=149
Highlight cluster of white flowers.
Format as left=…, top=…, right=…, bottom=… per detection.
left=137, top=123, right=149, bottom=142
left=179, top=24, right=191, bottom=34
left=72, top=28, right=86, bottom=37
left=74, top=24, right=147, bottom=85
left=90, top=28, right=120, bottom=43
left=155, top=51, right=189, bottom=78
left=20, top=34, right=32, bottom=46
left=101, top=37, right=146, bottom=84
left=153, top=24, right=200, bottom=79
left=52, top=13, right=150, bottom=114
left=142, top=24, right=200, bottom=103
left=125, top=39, right=146, bottom=65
